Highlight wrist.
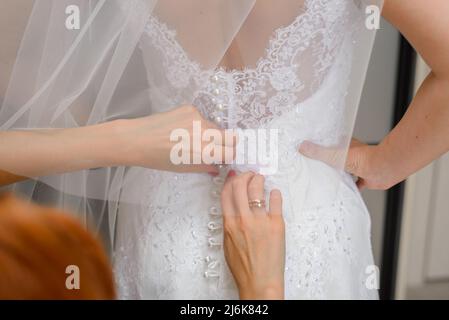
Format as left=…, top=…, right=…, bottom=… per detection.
left=368, top=142, right=402, bottom=189
left=108, top=117, right=159, bottom=167
left=239, top=282, right=284, bottom=300
left=99, top=119, right=137, bottom=167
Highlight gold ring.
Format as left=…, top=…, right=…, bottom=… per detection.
left=248, top=199, right=266, bottom=208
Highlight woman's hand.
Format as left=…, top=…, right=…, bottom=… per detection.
left=0, top=105, right=234, bottom=186
left=221, top=171, right=285, bottom=300
left=299, top=139, right=398, bottom=190
left=115, top=105, right=235, bottom=174
left=298, top=1, right=449, bottom=191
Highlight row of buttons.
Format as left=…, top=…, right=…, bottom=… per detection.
left=204, top=163, right=228, bottom=279
left=209, top=74, right=227, bottom=126
left=204, top=74, right=230, bottom=280
left=204, top=75, right=227, bottom=279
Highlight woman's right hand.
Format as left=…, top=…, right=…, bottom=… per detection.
left=116, top=105, right=235, bottom=174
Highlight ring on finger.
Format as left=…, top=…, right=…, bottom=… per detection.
left=248, top=199, right=266, bottom=208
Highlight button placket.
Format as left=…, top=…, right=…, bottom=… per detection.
left=204, top=73, right=232, bottom=282
left=204, top=163, right=228, bottom=281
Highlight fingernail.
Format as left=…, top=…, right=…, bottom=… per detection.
left=227, top=170, right=236, bottom=178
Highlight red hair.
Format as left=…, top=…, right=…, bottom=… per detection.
left=0, top=194, right=116, bottom=299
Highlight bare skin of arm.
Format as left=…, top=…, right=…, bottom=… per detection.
left=0, top=106, right=232, bottom=186
left=0, top=171, right=24, bottom=186
left=300, top=0, right=449, bottom=190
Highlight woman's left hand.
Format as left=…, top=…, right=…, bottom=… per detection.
left=221, top=171, right=285, bottom=300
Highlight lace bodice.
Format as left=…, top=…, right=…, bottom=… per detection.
left=142, top=0, right=359, bottom=130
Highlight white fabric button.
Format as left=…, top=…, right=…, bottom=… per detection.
left=209, top=206, right=221, bottom=216
left=210, top=189, right=220, bottom=199
left=208, top=221, right=222, bottom=231
left=213, top=176, right=225, bottom=185
left=207, top=260, right=219, bottom=269
left=205, top=256, right=219, bottom=269
left=208, top=238, right=221, bottom=247
left=204, top=270, right=219, bottom=278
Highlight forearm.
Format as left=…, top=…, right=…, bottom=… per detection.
left=377, top=0, right=449, bottom=187
left=0, top=170, right=26, bottom=186
left=0, top=120, right=129, bottom=181
left=377, top=73, right=449, bottom=186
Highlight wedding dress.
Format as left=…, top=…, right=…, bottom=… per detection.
left=114, top=0, right=379, bottom=299
left=1, top=0, right=381, bottom=300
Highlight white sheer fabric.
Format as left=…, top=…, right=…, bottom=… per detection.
left=0, top=0, right=256, bottom=244
left=114, top=0, right=381, bottom=299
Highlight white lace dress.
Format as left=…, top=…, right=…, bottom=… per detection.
left=114, top=0, right=378, bottom=300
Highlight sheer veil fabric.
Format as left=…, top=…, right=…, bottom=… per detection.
left=1, top=0, right=383, bottom=298
left=0, top=0, right=256, bottom=242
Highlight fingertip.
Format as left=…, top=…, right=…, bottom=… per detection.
left=299, top=141, right=313, bottom=153
left=242, top=171, right=256, bottom=178
left=208, top=165, right=219, bottom=174
left=356, top=179, right=366, bottom=190
left=269, top=189, right=283, bottom=216
left=270, top=189, right=282, bottom=200
left=227, top=170, right=236, bottom=178
left=249, top=172, right=263, bottom=180
left=248, top=171, right=257, bottom=179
